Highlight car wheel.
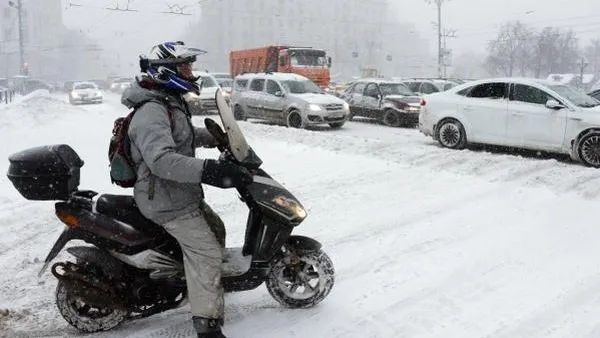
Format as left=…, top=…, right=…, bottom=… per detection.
left=577, top=131, right=600, bottom=168
left=234, top=105, right=247, bottom=121
left=381, top=109, right=401, bottom=127
left=286, top=110, right=304, bottom=129
left=436, top=119, right=467, bottom=149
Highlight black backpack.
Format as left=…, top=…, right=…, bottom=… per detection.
left=108, top=99, right=174, bottom=188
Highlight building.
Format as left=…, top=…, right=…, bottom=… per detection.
left=0, top=0, right=102, bottom=81
left=185, top=0, right=431, bottom=80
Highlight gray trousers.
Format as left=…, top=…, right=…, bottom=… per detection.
left=163, top=202, right=225, bottom=319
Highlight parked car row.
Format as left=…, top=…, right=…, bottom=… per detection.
left=225, top=73, right=465, bottom=130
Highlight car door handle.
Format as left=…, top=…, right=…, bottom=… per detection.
left=463, top=106, right=473, bottom=111
left=511, top=112, right=523, bottom=116
left=569, top=117, right=582, bottom=121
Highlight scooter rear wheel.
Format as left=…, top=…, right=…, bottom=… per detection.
left=266, top=249, right=335, bottom=308
left=56, top=280, right=128, bottom=333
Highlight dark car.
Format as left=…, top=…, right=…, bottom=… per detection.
left=589, top=89, right=600, bottom=101
left=340, top=79, right=422, bottom=127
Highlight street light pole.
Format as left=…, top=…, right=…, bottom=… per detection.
left=436, top=0, right=442, bottom=78
left=426, top=0, right=447, bottom=78
left=8, top=0, right=25, bottom=75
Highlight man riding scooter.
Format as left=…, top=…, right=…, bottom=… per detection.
left=121, top=41, right=253, bottom=338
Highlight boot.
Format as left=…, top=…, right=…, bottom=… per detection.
left=193, top=316, right=227, bottom=338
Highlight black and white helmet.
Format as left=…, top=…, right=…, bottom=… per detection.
left=139, top=41, right=207, bottom=95
left=147, top=41, right=207, bottom=67
left=140, top=41, right=207, bottom=71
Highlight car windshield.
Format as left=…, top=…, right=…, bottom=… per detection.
left=200, top=75, right=217, bottom=87
left=281, top=79, right=323, bottom=94
left=218, top=79, right=233, bottom=88
left=549, top=84, right=600, bottom=108
left=379, top=83, right=414, bottom=96
left=74, top=83, right=96, bottom=90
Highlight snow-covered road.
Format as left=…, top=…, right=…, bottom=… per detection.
left=1, top=91, right=600, bottom=338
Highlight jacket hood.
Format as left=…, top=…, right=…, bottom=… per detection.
left=121, top=77, right=169, bottom=109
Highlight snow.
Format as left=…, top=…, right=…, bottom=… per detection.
left=2, top=91, right=600, bottom=337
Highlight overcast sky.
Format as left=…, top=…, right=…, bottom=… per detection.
left=61, top=0, right=600, bottom=62
left=394, top=0, right=599, bottom=56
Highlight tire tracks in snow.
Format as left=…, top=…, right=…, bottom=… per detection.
left=237, top=122, right=600, bottom=200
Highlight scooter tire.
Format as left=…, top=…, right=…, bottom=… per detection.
left=56, top=279, right=128, bottom=333
left=266, top=249, right=335, bottom=308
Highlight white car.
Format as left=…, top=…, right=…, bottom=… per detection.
left=418, top=77, right=600, bottom=167
left=69, top=82, right=103, bottom=105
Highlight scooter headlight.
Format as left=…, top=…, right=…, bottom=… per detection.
left=272, top=195, right=307, bottom=221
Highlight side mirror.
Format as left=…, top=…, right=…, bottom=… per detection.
left=274, top=91, right=284, bottom=97
left=545, top=99, right=565, bottom=110
left=327, top=57, right=332, bottom=68
left=279, top=56, right=286, bottom=67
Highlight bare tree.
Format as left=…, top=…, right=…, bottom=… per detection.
left=487, top=22, right=582, bottom=78
left=584, top=38, right=600, bottom=75
left=485, top=21, right=534, bottom=77
left=532, top=27, right=561, bottom=77
left=556, top=29, right=580, bottom=73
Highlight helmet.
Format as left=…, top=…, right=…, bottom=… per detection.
left=140, top=41, right=207, bottom=95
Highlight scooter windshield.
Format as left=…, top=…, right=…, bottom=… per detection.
left=214, top=88, right=263, bottom=168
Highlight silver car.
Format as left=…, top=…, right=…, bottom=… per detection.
left=231, top=72, right=349, bottom=129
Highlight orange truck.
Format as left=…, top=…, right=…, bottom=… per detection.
left=229, top=45, right=332, bottom=88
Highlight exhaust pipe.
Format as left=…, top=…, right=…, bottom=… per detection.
left=51, top=262, right=126, bottom=309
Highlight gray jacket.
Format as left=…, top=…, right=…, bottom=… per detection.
left=121, top=81, right=216, bottom=224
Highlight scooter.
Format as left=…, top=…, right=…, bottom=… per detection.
left=6, top=90, right=335, bottom=333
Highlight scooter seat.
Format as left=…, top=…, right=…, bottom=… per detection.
left=96, top=194, right=165, bottom=236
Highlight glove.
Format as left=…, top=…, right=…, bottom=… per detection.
left=195, top=128, right=219, bottom=148
left=201, top=159, right=253, bottom=189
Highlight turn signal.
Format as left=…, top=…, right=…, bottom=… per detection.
left=420, top=98, right=427, bottom=106
left=56, top=211, right=80, bottom=228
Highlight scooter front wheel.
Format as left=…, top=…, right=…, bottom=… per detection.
left=266, top=249, right=335, bottom=308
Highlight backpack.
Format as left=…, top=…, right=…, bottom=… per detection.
left=108, top=99, right=174, bottom=187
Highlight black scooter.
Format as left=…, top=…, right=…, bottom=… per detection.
left=6, top=90, right=335, bottom=333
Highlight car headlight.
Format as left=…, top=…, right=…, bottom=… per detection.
left=307, top=104, right=322, bottom=111
left=71, top=92, right=79, bottom=98
left=95, top=91, right=102, bottom=97
left=343, top=102, right=349, bottom=110
left=272, top=195, right=307, bottom=221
